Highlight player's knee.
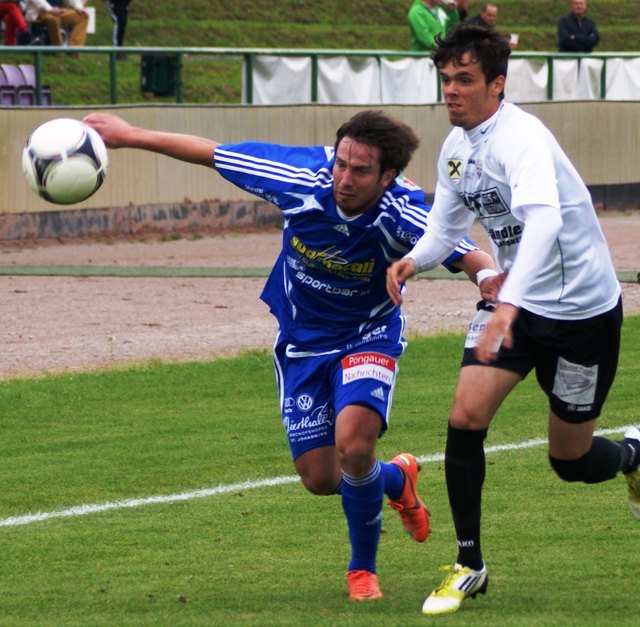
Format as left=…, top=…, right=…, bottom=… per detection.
left=295, top=462, right=341, bottom=495
left=548, top=454, right=590, bottom=482
left=550, top=437, right=624, bottom=484
left=299, top=474, right=340, bottom=496
left=449, top=405, right=489, bottom=431
left=336, top=442, right=369, bottom=468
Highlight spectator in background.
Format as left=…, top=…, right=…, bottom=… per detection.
left=104, top=0, right=131, bottom=60
left=23, top=0, right=89, bottom=50
left=467, top=3, right=518, bottom=49
left=456, top=0, right=469, bottom=21
left=0, top=1, right=28, bottom=45
left=408, top=0, right=461, bottom=52
left=558, top=0, right=599, bottom=53
left=467, top=3, right=498, bottom=28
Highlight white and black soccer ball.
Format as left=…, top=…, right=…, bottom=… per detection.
left=22, top=118, right=108, bottom=205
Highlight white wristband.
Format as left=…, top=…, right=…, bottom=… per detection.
left=476, top=268, right=498, bottom=285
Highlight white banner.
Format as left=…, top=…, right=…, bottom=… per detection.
left=317, top=56, right=381, bottom=104
left=577, top=58, right=604, bottom=99
left=506, top=58, right=548, bottom=102
left=249, top=55, right=312, bottom=105
left=552, top=59, right=579, bottom=101
left=247, top=55, right=640, bottom=105
left=380, top=57, right=438, bottom=104
left=606, top=57, right=640, bottom=100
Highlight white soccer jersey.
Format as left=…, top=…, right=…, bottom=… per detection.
left=408, top=102, right=621, bottom=320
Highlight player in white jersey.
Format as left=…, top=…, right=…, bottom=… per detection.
left=386, top=23, right=640, bottom=616
left=83, top=109, right=496, bottom=602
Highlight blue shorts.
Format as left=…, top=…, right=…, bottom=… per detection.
left=272, top=318, right=407, bottom=460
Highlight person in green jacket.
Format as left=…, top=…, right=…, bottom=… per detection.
left=408, top=0, right=460, bottom=52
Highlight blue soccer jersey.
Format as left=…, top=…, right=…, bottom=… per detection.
left=215, top=142, right=476, bottom=348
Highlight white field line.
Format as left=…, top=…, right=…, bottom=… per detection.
left=0, top=425, right=632, bottom=529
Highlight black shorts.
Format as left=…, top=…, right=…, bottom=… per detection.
left=461, top=298, right=623, bottom=423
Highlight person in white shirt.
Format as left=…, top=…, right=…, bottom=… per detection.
left=386, top=22, right=640, bottom=616
left=24, top=0, right=89, bottom=48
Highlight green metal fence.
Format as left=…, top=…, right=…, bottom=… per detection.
left=1, top=45, right=639, bottom=106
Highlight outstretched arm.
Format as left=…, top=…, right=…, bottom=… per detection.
left=83, top=113, right=220, bottom=168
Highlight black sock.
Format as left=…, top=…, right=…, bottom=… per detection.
left=445, top=424, right=488, bottom=571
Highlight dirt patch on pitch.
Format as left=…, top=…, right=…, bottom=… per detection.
left=0, top=214, right=637, bottom=380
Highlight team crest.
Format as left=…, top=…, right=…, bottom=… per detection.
left=447, top=158, right=462, bottom=180
left=397, top=174, right=420, bottom=191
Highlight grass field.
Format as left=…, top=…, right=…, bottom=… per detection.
left=1, top=317, right=638, bottom=625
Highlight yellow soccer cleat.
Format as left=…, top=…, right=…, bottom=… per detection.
left=623, top=427, right=640, bottom=520
left=422, top=563, right=488, bottom=615
left=625, top=469, right=640, bottom=521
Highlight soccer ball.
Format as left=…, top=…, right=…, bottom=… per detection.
left=22, top=118, right=108, bottom=205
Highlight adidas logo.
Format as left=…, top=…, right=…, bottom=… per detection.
left=370, top=387, right=385, bottom=401
left=333, top=223, right=350, bottom=236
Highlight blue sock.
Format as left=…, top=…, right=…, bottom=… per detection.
left=380, top=460, right=404, bottom=501
left=341, top=461, right=384, bottom=573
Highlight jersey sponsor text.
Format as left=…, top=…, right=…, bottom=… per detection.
left=342, top=351, right=395, bottom=385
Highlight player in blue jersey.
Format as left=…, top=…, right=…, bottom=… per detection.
left=84, top=109, right=497, bottom=601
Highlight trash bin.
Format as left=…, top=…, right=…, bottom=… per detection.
left=140, top=54, right=178, bottom=96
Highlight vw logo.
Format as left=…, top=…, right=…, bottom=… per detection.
left=296, top=394, right=314, bottom=411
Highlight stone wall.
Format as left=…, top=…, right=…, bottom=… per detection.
left=0, top=199, right=282, bottom=241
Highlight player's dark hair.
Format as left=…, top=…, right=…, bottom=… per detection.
left=334, top=110, right=420, bottom=177
left=431, top=23, right=511, bottom=99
